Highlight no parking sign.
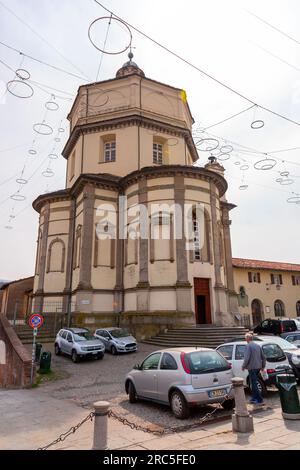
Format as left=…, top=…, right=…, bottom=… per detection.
left=28, top=313, right=44, bottom=329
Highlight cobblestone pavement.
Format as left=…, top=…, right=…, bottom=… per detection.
left=23, top=342, right=286, bottom=434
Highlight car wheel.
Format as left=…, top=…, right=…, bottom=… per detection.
left=54, top=344, right=61, bottom=356
left=111, top=345, right=117, bottom=355
left=170, top=390, right=190, bottom=419
left=248, top=377, right=267, bottom=398
left=128, top=381, right=137, bottom=403
left=71, top=350, right=78, bottom=363
left=222, top=398, right=235, bottom=411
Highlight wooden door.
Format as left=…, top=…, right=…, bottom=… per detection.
left=194, top=278, right=212, bottom=324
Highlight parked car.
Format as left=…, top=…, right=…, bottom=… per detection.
left=253, top=318, right=298, bottom=335
left=281, top=331, right=300, bottom=347
left=94, top=327, right=137, bottom=354
left=55, top=328, right=105, bottom=363
left=257, top=335, right=300, bottom=380
left=216, top=340, right=291, bottom=396
left=125, top=347, right=235, bottom=419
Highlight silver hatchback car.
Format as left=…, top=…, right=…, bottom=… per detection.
left=125, top=347, right=234, bottom=419
left=94, top=327, right=137, bottom=354
left=55, top=328, right=105, bottom=363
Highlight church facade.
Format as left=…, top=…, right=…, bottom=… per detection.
left=32, top=56, right=239, bottom=339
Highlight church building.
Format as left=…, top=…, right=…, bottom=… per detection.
left=32, top=54, right=239, bottom=339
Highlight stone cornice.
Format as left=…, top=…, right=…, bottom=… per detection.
left=62, top=114, right=199, bottom=163
left=33, top=165, right=228, bottom=213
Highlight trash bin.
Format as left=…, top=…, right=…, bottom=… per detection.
left=276, top=373, right=300, bottom=420
left=35, top=343, right=42, bottom=363
left=39, top=351, right=52, bottom=374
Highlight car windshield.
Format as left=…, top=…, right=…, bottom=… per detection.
left=73, top=332, right=94, bottom=342
left=187, top=351, right=230, bottom=374
left=262, top=344, right=286, bottom=362
left=109, top=328, right=130, bottom=338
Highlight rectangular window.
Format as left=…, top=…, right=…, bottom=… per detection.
left=271, top=273, right=283, bottom=285
left=292, top=275, right=300, bottom=286
left=193, top=218, right=201, bottom=260
left=104, top=141, right=116, bottom=162
left=153, top=142, right=163, bottom=164
left=248, top=272, right=261, bottom=283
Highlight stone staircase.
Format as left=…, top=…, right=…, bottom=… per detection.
left=143, top=325, right=248, bottom=349
left=14, top=325, right=56, bottom=344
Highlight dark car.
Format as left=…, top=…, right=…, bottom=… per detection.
left=254, top=318, right=297, bottom=336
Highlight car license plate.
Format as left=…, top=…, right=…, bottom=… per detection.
left=208, top=389, right=226, bottom=398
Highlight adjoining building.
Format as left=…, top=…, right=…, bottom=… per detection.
left=31, top=54, right=240, bottom=338
left=0, top=277, right=33, bottom=321
left=233, top=258, right=300, bottom=325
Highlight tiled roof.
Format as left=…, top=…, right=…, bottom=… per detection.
left=232, top=258, right=300, bottom=273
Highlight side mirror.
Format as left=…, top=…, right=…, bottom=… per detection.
left=68, top=338, right=73, bottom=343
left=134, top=364, right=141, bottom=370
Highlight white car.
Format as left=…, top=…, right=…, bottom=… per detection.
left=216, top=340, right=291, bottom=396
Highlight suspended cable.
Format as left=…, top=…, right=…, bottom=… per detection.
left=251, top=42, right=300, bottom=74
left=94, top=0, right=300, bottom=127
left=0, top=0, right=90, bottom=79
left=0, top=41, right=89, bottom=81
left=96, top=14, right=112, bottom=81
left=245, top=9, right=300, bottom=45
left=203, top=105, right=256, bottom=131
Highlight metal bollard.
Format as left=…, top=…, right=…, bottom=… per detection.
left=92, top=401, right=110, bottom=450
left=231, top=377, right=254, bottom=433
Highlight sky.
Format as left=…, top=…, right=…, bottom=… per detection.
left=0, top=0, right=300, bottom=280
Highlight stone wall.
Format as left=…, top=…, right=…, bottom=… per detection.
left=0, top=314, right=34, bottom=387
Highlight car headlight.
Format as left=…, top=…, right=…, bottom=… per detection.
left=81, top=347, right=89, bottom=351
left=291, top=354, right=300, bottom=365
left=118, top=342, right=126, bottom=346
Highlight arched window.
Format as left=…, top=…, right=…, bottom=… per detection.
left=296, top=301, right=300, bottom=316
left=191, top=207, right=211, bottom=263
left=274, top=299, right=285, bottom=317
left=46, top=238, right=66, bottom=273
left=150, top=211, right=174, bottom=263
left=251, top=299, right=263, bottom=325
left=73, top=225, right=82, bottom=269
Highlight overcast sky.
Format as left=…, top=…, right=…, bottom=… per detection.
left=0, top=0, right=300, bottom=280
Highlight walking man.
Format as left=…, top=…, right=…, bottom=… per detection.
left=242, top=332, right=266, bottom=404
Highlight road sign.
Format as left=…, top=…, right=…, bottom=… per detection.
left=29, top=313, right=44, bottom=329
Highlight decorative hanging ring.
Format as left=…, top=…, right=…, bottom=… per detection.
left=88, top=17, right=133, bottom=55
left=251, top=120, right=265, bottom=129
left=16, top=178, right=28, bottom=185
left=217, top=153, right=231, bottom=161
left=209, top=149, right=221, bottom=157
left=10, top=193, right=26, bottom=201
left=33, top=122, right=53, bottom=135
left=42, top=169, right=54, bottom=177
left=254, top=158, right=277, bottom=170
left=195, top=138, right=219, bottom=152
left=6, top=80, right=34, bottom=99
left=280, top=178, right=294, bottom=186
left=234, top=161, right=241, bottom=166
left=54, top=137, right=61, bottom=142
left=28, top=149, right=37, bottom=155
left=239, top=184, right=249, bottom=190
left=280, top=171, right=289, bottom=177
left=167, top=137, right=178, bottom=147
left=88, top=92, right=110, bottom=108
left=240, top=164, right=249, bottom=171
left=276, top=178, right=283, bottom=183
left=220, top=145, right=233, bottom=153
left=287, top=196, right=300, bottom=204
left=48, top=153, right=58, bottom=160
left=58, top=127, right=65, bottom=133
left=15, top=69, right=31, bottom=81
left=4, top=225, right=13, bottom=230
left=45, top=101, right=59, bottom=111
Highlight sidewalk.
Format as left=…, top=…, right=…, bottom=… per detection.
left=0, top=389, right=299, bottom=450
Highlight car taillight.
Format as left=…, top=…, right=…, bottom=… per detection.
left=180, top=352, right=191, bottom=374
left=281, top=323, right=284, bottom=333
left=267, top=369, right=276, bottom=374
left=228, top=363, right=232, bottom=369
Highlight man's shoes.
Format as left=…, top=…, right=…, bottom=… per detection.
left=249, top=399, right=258, bottom=404
left=255, top=400, right=264, bottom=406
